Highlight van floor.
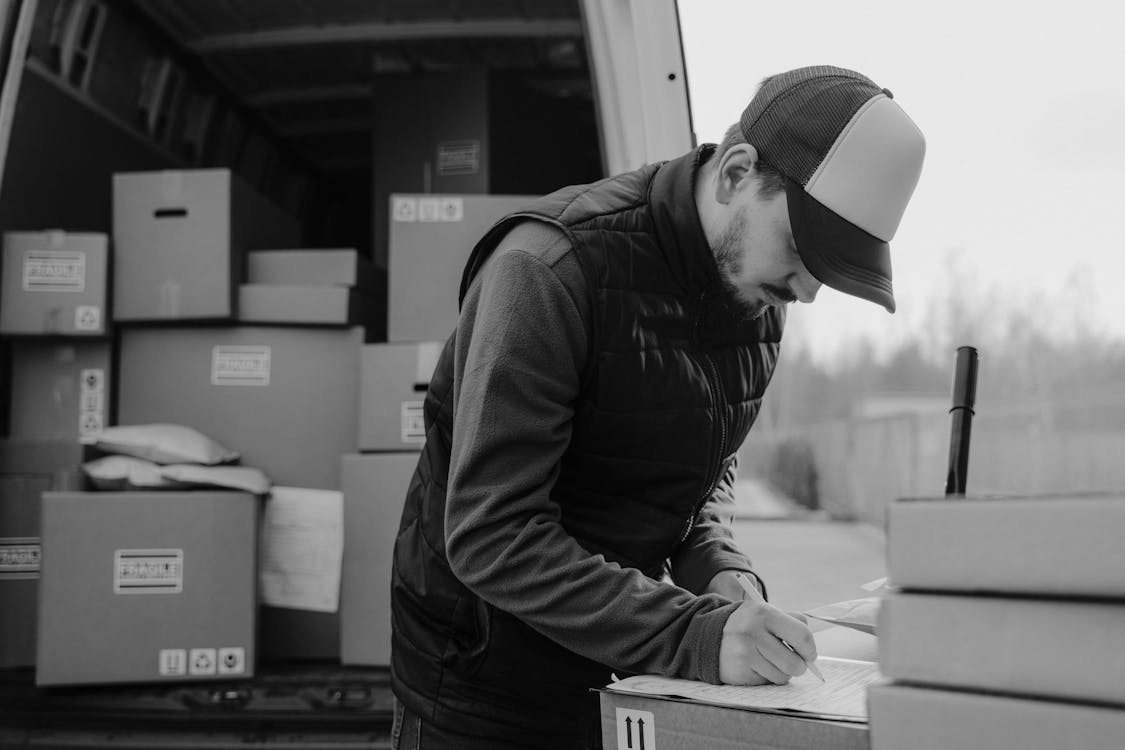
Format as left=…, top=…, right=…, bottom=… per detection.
left=0, top=662, right=393, bottom=748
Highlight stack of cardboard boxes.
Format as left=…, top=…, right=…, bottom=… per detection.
left=340, top=191, right=533, bottom=667
left=0, top=162, right=538, bottom=687
left=870, top=493, right=1125, bottom=748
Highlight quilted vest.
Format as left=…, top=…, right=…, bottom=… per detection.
left=390, top=146, right=785, bottom=731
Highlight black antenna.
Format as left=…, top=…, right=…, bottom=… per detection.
left=945, top=346, right=979, bottom=496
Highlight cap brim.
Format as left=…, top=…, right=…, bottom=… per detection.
left=785, top=177, right=896, bottom=313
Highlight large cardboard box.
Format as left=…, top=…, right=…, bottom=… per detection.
left=118, top=326, right=364, bottom=489
left=9, top=339, right=112, bottom=439
left=599, top=691, right=868, bottom=750
left=112, top=169, right=301, bottom=321
left=359, top=341, right=444, bottom=452
left=387, top=193, right=532, bottom=342
left=36, top=491, right=259, bottom=686
left=339, top=453, right=417, bottom=666
left=1, top=231, right=109, bottom=335
left=0, top=441, right=85, bottom=668
left=869, top=682, right=1125, bottom=750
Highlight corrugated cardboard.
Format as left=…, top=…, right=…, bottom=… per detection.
left=112, top=168, right=300, bottom=321
left=879, top=592, right=1125, bottom=705
left=36, top=491, right=258, bottom=686
left=118, top=326, right=364, bottom=489
left=9, top=339, right=113, bottom=439
left=358, top=341, right=444, bottom=451
left=339, top=453, right=417, bottom=666
left=0, top=440, right=85, bottom=668
left=869, top=682, right=1125, bottom=750
left=386, top=193, right=533, bottom=342
left=247, top=249, right=380, bottom=294
left=1, top=231, right=109, bottom=335
left=599, top=691, right=868, bottom=750
left=237, top=284, right=384, bottom=333
left=886, top=493, right=1125, bottom=596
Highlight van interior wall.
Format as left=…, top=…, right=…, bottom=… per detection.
left=0, top=71, right=176, bottom=233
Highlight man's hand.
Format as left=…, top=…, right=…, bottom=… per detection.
left=709, top=570, right=817, bottom=685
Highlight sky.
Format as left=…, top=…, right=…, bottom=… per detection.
left=677, top=0, right=1125, bottom=364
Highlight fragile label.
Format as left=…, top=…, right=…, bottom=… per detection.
left=401, top=401, right=426, bottom=443
left=22, top=250, right=86, bottom=292
left=0, top=538, right=41, bottom=579
left=114, top=549, right=183, bottom=594
left=212, top=345, right=271, bottom=386
left=437, top=140, right=480, bottom=176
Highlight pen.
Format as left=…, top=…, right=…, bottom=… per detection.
left=733, top=572, right=826, bottom=683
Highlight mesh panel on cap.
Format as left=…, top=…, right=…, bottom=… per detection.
left=741, top=66, right=882, bottom=186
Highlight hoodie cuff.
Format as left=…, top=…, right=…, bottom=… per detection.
left=693, top=601, right=739, bottom=684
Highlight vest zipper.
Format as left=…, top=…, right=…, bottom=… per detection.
left=679, top=314, right=729, bottom=544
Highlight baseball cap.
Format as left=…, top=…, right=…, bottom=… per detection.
left=740, top=65, right=925, bottom=313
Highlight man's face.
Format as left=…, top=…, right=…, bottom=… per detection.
left=713, top=184, right=821, bottom=318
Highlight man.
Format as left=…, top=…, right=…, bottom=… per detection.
left=389, top=65, right=925, bottom=749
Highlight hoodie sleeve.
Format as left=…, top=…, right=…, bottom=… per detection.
left=445, top=226, right=739, bottom=684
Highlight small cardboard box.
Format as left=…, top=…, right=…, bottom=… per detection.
left=247, top=249, right=380, bottom=294
left=112, top=168, right=301, bottom=321
left=0, top=440, right=86, bottom=668
left=339, top=453, right=417, bottom=666
left=36, top=491, right=259, bottom=686
left=387, top=193, right=532, bottom=342
left=599, top=691, right=869, bottom=750
left=9, top=339, right=112, bottom=440
left=237, top=284, right=384, bottom=333
left=0, top=231, right=109, bottom=335
left=118, top=326, right=364, bottom=489
left=358, top=341, right=444, bottom=452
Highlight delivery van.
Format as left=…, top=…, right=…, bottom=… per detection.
left=0, top=0, right=694, bottom=746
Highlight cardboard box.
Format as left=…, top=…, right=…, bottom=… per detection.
left=0, top=441, right=86, bottom=668
left=359, top=341, right=444, bottom=451
left=886, top=493, right=1125, bottom=597
left=112, top=168, right=301, bottom=321
left=9, top=339, right=112, bottom=439
left=869, top=682, right=1125, bottom=750
left=599, top=691, right=868, bottom=750
left=340, top=453, right=417, bottom=666
left=237, top=284, right=384, bottom=332
left=387, top=193, right=532, bottom=342
left=36, top=491, right=258, bottom=686
left=1, top=231, right=109, bottom=335
left=247, top=249, right=380, bottom=294
left=879, top=592, right=1125, bottom=705
left=118, top=326, right=364, bottom=489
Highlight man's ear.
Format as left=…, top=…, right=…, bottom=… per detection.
left=715, top=144, right=760, bottom=204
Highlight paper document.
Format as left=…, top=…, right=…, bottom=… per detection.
left=606, top=657, right=879, bottom=722
left=804, top=596, right=881, bottom=635
left=259, top=487, right=344, bottom=612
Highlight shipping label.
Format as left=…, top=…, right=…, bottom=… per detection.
left=0, top=538, right=40, bottom=579
left=22, top=250, right=86, bottom=292
left=211, top=345, right=271, bottom=386
left=114, top=549, right=183, bottom=594
left=401, top=401, right=426, bottom=443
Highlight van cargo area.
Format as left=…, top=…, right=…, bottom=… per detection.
left=0, top=0, right=693, bottom=746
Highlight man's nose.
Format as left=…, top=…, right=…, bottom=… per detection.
left=790, top=272, right=822, bottom=304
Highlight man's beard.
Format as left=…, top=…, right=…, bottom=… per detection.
left=711, top=209, right=765, bottom=319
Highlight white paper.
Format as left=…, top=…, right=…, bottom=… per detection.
left=259, top=487, right=344, bottom=612
left=606, top=657, right=880, bottom=722
left=804, top=597, right=881, bottom=635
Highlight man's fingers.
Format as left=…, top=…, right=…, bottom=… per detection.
left=752, top=645, right=792, bottom=685
left=756, top=635, right=809, bottom=678
left=765, top=609, right=818, bottom=663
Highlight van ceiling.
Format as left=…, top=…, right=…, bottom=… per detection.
left=124, top=0, right=591, bottom=173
